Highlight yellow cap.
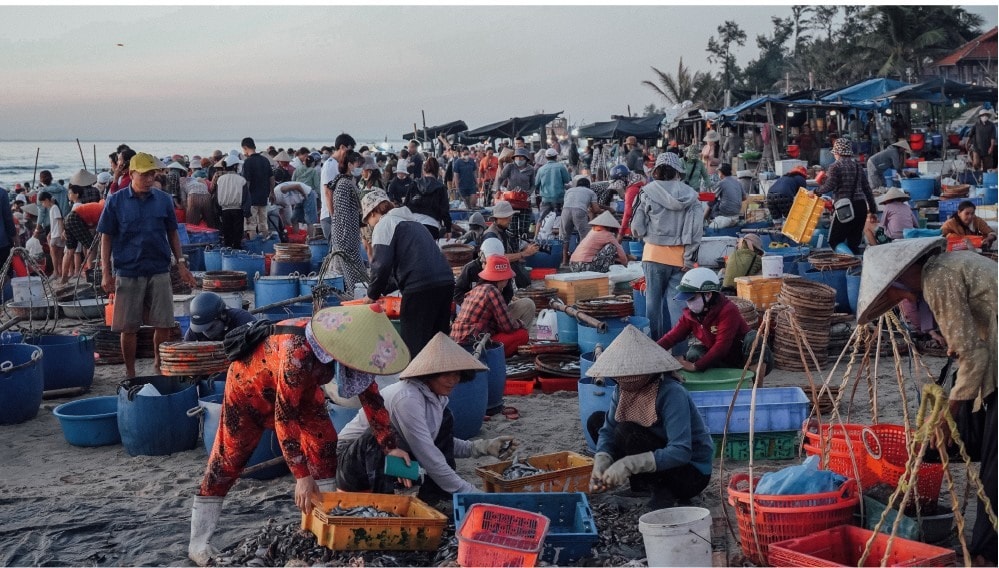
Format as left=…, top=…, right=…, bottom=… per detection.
left=129, top=152, right=166, bottom=174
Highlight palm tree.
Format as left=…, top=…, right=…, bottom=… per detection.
left=642, top=58, right=702, bottom=106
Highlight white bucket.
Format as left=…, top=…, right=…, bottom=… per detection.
left=11, top=276, right=44, bottom=303
left=218, top=292, right=242, bottom=309
left=761, top=254, right=784, bottom=278
left=638, top=507, right=712, bottom=567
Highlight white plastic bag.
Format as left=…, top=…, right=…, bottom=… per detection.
left=535, top=309, right=559, bottom=341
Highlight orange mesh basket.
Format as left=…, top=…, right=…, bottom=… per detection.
left=862, top=424, right=944, bottom=505
left=767, top=525, right=955, bottom=567
left=456, top=503, right=549, bottom=567
left=728, top=472, right=859, bottom=565
left=802, top=419, right=879, bottom=489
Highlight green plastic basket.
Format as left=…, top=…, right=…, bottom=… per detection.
left=712, top=431, right=800, bottom=461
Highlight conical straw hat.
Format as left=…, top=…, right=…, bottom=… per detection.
left=399, top=332, right=488, bottom=379
left=589, top=210, right=621, bottom=229
left=310, top=304, right=410, bottom=375
left=856, top=237, right=945, bottom=324
left=585, top=325, right=681, bottom=377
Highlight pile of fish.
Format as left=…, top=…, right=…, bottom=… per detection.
left=500, top=457, right=547, bottom=480
left=326, top=506, right=399, bottom=518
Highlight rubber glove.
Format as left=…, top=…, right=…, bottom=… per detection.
left=471, top=436, right=518, bottom=458
left=590, top=452, right=614, bottom=492
left=601, top=452, right=657, bottom=487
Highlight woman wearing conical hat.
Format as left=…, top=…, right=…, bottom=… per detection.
left=586, top=325, right=714, bottom=510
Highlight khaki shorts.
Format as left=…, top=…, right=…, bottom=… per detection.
left=112, top=273, right=175, bottom=333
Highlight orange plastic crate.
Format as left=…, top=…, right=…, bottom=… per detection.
left=735, top=275, right=789, bottom=310
left=946, top=234, right=984, bottom=251
left=475, top=451, right=593, bottom=493
left=802, top=420, right=879, bottom=489
left=504, top=378, right=536, bottom=395
left=768, top=525, right=955, bottom=567
left=782, top=188, right=823, bottom=244
left=301, top=491, right=447, bottom=551
left=456, top=503, right=549, bottom=568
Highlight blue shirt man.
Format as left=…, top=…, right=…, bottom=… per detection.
left=533, top=148, right=571, bottom=237
left=452, top=150, right=478, bottom=207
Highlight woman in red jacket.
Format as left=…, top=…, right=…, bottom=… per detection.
left=656, top=268, right=771, bottom=374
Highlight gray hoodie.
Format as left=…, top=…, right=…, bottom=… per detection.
left=630, top=179, right=703, bottom=268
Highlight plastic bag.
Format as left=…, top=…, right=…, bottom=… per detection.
left=535, top=309, right=558, bottom=342
left=755, top=455, right=846, bottom=495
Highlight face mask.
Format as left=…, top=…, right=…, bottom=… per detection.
left=686, top=294, right=706, bottom=314
left=202, top=320, right=226, bottom=340
left=351, top=167, right=363, bottom=177
left=982, top=116, right=990, bottom=123
left=514, top=158, right=527, bottom=167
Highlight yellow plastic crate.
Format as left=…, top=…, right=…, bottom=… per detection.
left=782, top=188, right=823, bottom=244
left=475, top=451, right=594, bottom=493
left=735, top=275, right=798, bottom=310
left=302, top=491, right=448, bottom=551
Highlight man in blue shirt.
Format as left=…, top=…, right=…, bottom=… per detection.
left=98, top=152, right=197, bottom=378
left=452, top=146, right=479, bottom=209
left=533, top=148, right=571, bottom=238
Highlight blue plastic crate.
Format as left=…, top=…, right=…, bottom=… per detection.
left=453, top=492, right=598, bottom=564
left=690, top=387, right=810, bottom=434
left=937, top=197, right=982, bottom=219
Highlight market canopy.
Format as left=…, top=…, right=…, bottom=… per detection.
left=464, top=111, right=563, bottom=139
left=878, top=76, right=998, bottom=104
left=576, top=115, right=664, bottom=139
left=821, top=78, right=909, bottom=104
left=402, top=120, right=468, bottom=141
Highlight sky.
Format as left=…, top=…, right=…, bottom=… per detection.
left=0, top=3, right=996, bottom=142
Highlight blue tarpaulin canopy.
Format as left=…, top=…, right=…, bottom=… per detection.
left=877, top=76, right=998, bottom=104
left=577, top=115, right=665, bottom=139
left=821, top=78, right=909, bottom=104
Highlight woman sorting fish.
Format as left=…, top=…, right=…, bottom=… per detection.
left=585, top=325, right=715, bottom=510
left=188, top=305, right=411, bottom=566
left=336, top=332, right=518, bottom=505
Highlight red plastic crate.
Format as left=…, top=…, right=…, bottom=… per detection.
left=768, top=525, right=955, bottom=567
left=698, top=191, right=716, bottom=202
left=505, top=378, right=536, bottom=395
left=537, top=376, right=578, bottom=394
left=456, top=503, right=549, bottom=567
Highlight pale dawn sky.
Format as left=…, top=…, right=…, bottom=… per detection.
left=1, top=3, right=995, bottom=141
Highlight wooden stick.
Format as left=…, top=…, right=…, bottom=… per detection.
left=93, top=144, right=97, bottom=173
left=548, top=299, right=607, bottom=331
left=241, top=456, right=286, bottom=476
left=76, top=138, right=87, bottom=170
left=31, top=148, right=40, bottom=188
left=248, top=294, right=313, bottom=314
left=43, top=386, right=88, bottom=400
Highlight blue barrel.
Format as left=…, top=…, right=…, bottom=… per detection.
left=271, top=259, right=312, bottom=276
left=0, top=344, right=44, bottom=425
left=445, top=366, right=488, bottom=439
left=578, top=354, right=618, bottom=452
left=1, top=331, right=23, bottom=344
left=577, top=316, right=650, bottom=354
left=984, top=172, right=998, bottom=186
left=25, top=334, right=94, bottom=391
left=985, top=186, right=999, bottom=205
left=117, top=376, right=199, bottom=457
left=199, top=393, right=288, bottom=480
left=177, top=223, right=190, bottom=245
left=628, top=240, right=643, bottom=260
left=222, top=253, right=265, bottom=281
left=846, top=270, right=862, bottom=314
left=197, top=374, right=226, bottom=397
left=900, top=178, right=935, bottom=201
left=328, top=403, right=359, bottom=433
left=463, top=341, right=506, bottom=413
left=53, top=396, right=121, bottom=447
left=802, top=268, right=850, bottom=312
left=555, top=311, right=578, bottom=345
left=308, top=240, right=330, bottom=273
left=241, top=238, right=264, bottom=255
left=254, top=275, right=299, bottom=308
left=524, top=240, right=563, bottom=269
left=183, top=245, right=205, bottom=271
left=300, top=275, right=344, bottom=308
left=632, top=288, right=647, bottom=318
left=204, top=248, right=224, bottom=272
left=176, top=315, right=191, bottom=337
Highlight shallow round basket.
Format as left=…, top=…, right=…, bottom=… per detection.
left=441, top=244, right=475, bottom=267
left=58, top=298, right=108, bottom=320
left=52, top=396, right=121, bottom=447
left=6, top=300, right=57, bottom=320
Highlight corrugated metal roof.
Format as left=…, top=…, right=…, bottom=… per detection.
left=932, top=26, right=998, bottom=67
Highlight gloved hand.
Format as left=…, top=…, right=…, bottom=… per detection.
left=471, top=436, right=518, bottom=459
left=601, top=452, right=657, bottom=487
left=590, top=452, right=614, bottom=492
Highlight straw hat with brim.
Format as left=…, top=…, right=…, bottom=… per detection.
left=589, top=210, right=621, bottom=229
left=274, top=150, right=292, bottom=162
left=69, top=169, right=98, bottom=187
left=703, top=131, right=721, bottom=143
left=979, top=108, right=994, bottom=118
left=478, top=255, right=516, bottom=281
left=167, top=161, right=188, bottom=172
left=22, top=204, right=39, bottom=217
left=399, top=332, right=487, bottom=379
left=130, top=153, right=166, bottom=173
left=310, top=304, right=411, bottom=375
left=490, top=200, right=515, bottom=219
left=585, top=325, right=682, bottom=378
left=856, top=237, right=945, bottom=325
left=876, top=187, right=910, bottom=205
left=892, top=139, right=912, bottom=152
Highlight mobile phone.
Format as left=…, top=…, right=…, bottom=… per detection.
left=383, top=455, right=420, bottom=481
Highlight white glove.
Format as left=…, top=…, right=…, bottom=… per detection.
left=601, top=452, right=657, bottom=487
left=471, top=436, right=518, bottom=458
left=590, top=452, right=614, bottom=492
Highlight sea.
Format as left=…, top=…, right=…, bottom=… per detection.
left=0, top=139, right=409, bottom=189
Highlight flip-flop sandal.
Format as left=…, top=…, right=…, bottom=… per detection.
left=502, top=406, right=520, bottom=420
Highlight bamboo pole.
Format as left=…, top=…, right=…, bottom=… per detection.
left=30, top=148, right=40, bottom=188
left=75, top=138, right=87, bottom=169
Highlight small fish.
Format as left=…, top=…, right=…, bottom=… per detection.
left=327, top=505, right=399, bottom=518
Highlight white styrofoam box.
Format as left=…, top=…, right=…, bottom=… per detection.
left=775, top=159, right=808, bottom=176
left=918, top=161, right=945, bottom=175
left=736, top=169, right=754, bottom=179
left=697, top=236, right=739, bottom=268
left=978, top=205, right=998, bottom=221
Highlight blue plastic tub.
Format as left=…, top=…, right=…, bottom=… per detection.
left=900, top=177, right=935, bottom=201
left=270, top=259, right=311, bottom=276
left=632, top=288, right=646, bottom=318
left=308, top=239, right=330, bottom=273
left=578, top=361, right=617, bottom=452
left=463, top=341, right=506, bottom=413
left=524, top=240, right=563, bottom=269
left=197, top=374, right=226, bottom=397
left=1, top=331, right=23, bottom=344
left=984, top=186, right=998, bottom=206
left=577, top=316, right=649, bottom=354
left=445, top=365, right=488, bottom=439
left=453, top=492, right=599, bottom=564
left=555, top=311, right=578, bottom=345
left=222, top=253, right=265, bottom=280
left=182, top=245, right=205, bottom=271
left=0, top=343, right=44, bottom=425
left=628, top=240, right=643, bottom=260
left=689, top=387, right=810, bottom=434
left=984, top=172, right=998, bottom=186
left=25, top=334, right=94, bottom=391
left=53, top=396, right=121, bottom=447
left=176, top=315, right=191, bottom=337
left=204, top=248, right=224, bottom=272
left=846, top=270, right=861, bottom=314
left=254, top=275, right=300, bottom=308
left=177, top=223, right=190, bottom=245
left=299, top=275, right=344, bottom=308
left=117, top=376, right=200, bottom=457
left=200, top=393, right=288, bottom=480
left=801, top=268, right=850, bottom=312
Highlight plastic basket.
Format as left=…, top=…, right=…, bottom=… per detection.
left=537, top=376, right=579, bottom=394
left=862, top=425, right=944, bottom=505
left=767, top=525, right=955, bottom=567
left=946, top=234, right=984, bottom=251
left=475, top=451, right=593, bottom=493
left=782, top=188, right=824, bottom=244
left=301, top=492, right=448, bottom=551
left=456, top=503, right=549, bottom=568
left=735, top=275, right=790, bottom=310
left=505, top=378, right=536, bottom=395
left=728, top=473, right=859, bottom=565
left=454, top=492, right=597, bottom=564
left=802, top=419, right=879, bottom=489
left=713, top=431, right=801, bottom=461
left=689, top=387, right=811, bottom=435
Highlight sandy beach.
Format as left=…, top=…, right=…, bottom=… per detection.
left=0, top=312, right=983, bottom=567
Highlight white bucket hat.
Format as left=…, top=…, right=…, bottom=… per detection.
left=856, top=237, right=945, bottom=324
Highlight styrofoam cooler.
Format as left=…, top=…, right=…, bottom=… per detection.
left=761, top=255, right=784, bottom=277
left=696, top=237, right=738, bottom=268
left=775, top=159, right=807, bottom=176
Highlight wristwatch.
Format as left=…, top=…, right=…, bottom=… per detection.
left=177, top=258, right=188, bottom=265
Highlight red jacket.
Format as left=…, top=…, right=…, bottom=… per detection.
left=657, top=295, right=749, bottom=371
left=619, top=181, right=643, bottom=237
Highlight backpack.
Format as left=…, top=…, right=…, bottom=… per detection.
left=223, top=319, right=305, bottom=362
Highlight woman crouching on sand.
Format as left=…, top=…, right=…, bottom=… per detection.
left=188, top=305, right=412, bottom=566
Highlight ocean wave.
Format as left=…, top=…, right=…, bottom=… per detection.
left=0, top=165, right=60, bottom=171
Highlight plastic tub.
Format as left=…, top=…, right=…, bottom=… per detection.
left=578, top=368, right=617, bottom=452
left=308, top=239, right=330, bottom=273
left=555, top=311, right=579, bottom=345
left=299, top=275, right=344, bottom=308
left=639, top=507, right=712, bottom=567
left=524, top=241, right=563, bottom=269
left=900, top=178, right=935, bottom=201
left=25, top=334, right=95, bottom=391
left=200, top=393, right=288, bottom=480
left=117, top=375, right=200, bottom=456
left=0, top=344, right=44, bottom=425
left=801, top=268, right=850, bottom=312
left=53, top=396, right=121, bottom=447
left=577, top=316, right=649, bottom=354
left=204, top=248, right=224, bottom=272
left=254, top=275, right=300, bottom=308
left=445, top=365, right=488, bottom=439
left=846, top=270, right=861, bottom=314
left=221, top=253, right=265, bottom=280
left=680, top=368, right=755, bottom=391
left=689, top=387, right=810, bottom=434
left=270, top=259, right=312, bottom=276
left=463, top=341, right=506, bottom=413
